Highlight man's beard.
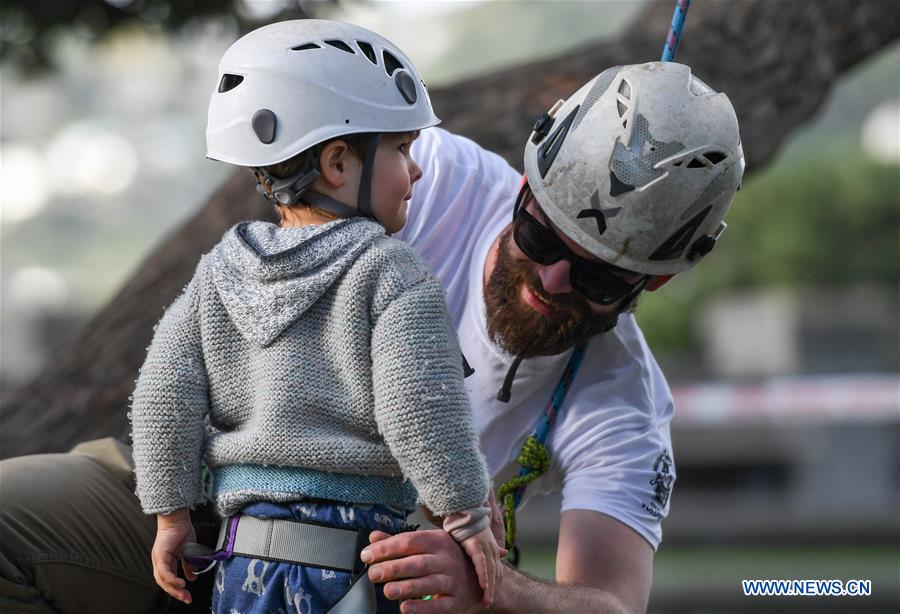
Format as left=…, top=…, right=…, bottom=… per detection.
left=483, top=228, right=620, bottom=358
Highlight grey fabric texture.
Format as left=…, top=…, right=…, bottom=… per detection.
left=130, top=218, right=489, bottom=517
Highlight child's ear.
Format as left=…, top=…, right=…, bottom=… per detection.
left=318, top=140, right=354, bottom=187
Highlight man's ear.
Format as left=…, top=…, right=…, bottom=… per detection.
left=318, top=140, right=355, bottom=187
left=645, top=274, right=674, bottom=292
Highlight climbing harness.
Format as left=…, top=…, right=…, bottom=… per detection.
left=499, top=0, right=693, bottom=566
left=183, top=514, right=378, bottom=613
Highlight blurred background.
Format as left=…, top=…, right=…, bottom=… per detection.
left=2, top=1, right=898, bottom=612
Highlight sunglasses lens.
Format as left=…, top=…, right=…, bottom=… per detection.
left=513, top=198, right=643, bottom=305
left=514, top=217, right=563, bottom=265
left=572, top=275, right=609, bottom=303
left=571, top=266, right=634, bottom=305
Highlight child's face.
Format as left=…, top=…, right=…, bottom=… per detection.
left=369, top=131, right=422, bottom=234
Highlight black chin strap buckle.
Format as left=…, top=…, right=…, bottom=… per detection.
left=270, top=168, right=320, bottom=205
left=252, top=146, right=321, bottom=207
left=531, top=112, right=554, bottom=144
left=253, top=134, right=386, bottom=225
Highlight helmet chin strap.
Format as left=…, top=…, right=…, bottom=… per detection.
left=254, top=133, right=384, bottom=223
left=354, top=133, right=382, bottom=220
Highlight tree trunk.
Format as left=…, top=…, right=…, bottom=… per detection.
left=2, top=0, right=898, bottom=458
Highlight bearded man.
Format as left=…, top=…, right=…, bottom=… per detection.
left=366, top=61, right=743, bottom=613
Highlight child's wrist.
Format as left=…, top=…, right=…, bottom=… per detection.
left=443, top=507, right=491, bottom=542
left=156, top=508, right=191, bottom=527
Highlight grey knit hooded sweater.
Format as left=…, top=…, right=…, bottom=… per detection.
left=130, top=218, right=489, bottom=518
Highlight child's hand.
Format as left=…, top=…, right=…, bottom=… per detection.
left=152, top=509, right=197, bottom=605
left=488, top=488, right=507, bottom=552
left=460, top=526, right=502, bottom=607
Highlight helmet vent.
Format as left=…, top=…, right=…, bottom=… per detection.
left=572, top=66, right=620, bottom=131
left=689, top=76, right=715, bottom=97
left=704, top=151, right=727, bottom=165
left=616, top=79, right=632, bottom=118
left=217, top=74, right=244, bottom=93
left=686, top=158, right=706, bottom=169
left=324, top=40, right=355, bottom=54
left=356, top=41, right=378, bottom=65
left=291, top=43, right=320, bottom=51
left=383, top=49, right=404, bottom=76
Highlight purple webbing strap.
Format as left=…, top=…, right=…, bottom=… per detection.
left=184, top=515, right=239, bottom=569
left=221, top=515, right=239, bottom=558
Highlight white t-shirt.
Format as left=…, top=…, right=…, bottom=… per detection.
left=398, top=128, right=675, bottom=550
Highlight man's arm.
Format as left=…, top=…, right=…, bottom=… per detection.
left=493, top=510, right=653, bottom=613
left=363, top=509, right=653, bottom=613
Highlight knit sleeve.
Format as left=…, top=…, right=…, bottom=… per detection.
left=371, top=273, right=490, bottom=516
left=130, top=260, right=209, bottom=515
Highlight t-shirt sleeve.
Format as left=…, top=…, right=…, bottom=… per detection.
left=553, top=359, right=676, bottom=551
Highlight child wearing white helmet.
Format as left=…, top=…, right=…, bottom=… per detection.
left=129, top=20, right=501, bottom=613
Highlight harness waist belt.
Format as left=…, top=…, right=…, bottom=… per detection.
left=216, top=516, right=367, bottom=574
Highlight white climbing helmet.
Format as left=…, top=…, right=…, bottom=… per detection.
left=206, top=19, right=440, bottom=167
left=523, top=62, right=744, bottom=275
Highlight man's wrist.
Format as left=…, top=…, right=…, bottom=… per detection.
left=484, top=561, right=526, bottom=613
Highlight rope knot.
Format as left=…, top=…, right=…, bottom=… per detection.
left=497, top=436, right=550, bottom=550
left=517, top=435, right=550, bottom=474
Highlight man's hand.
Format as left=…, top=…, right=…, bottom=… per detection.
left=362, top=529, right=484, bottom=614
left=152, top=509, right=198, bottom=605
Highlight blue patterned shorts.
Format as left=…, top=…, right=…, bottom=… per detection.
left=210, top=500, right=410, bottom=614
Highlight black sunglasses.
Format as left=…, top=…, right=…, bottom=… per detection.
left=512, top=184, right=647, bottom=305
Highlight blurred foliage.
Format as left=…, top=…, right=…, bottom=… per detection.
left=638, top=134, right=900, bottom=353
left=0, top=0, right=333, bottom=71
left=723, top=141, right=898, bottom=287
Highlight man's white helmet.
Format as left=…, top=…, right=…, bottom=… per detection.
left=207, top=19, right=439, bottom=167
left=524, top=62, right=744, bottom=275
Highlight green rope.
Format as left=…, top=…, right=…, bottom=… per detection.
left=496, top=435, right=550, bottom=550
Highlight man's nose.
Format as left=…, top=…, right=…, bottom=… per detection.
left=537, top=260, right=573, bottom=295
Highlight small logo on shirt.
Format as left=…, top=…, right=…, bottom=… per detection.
left=650, top=450, right=674, bottom=508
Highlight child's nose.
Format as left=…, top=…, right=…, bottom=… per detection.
left=537, top=260, right=573, bottom=295
left=409, top=160, right=423, bottom=183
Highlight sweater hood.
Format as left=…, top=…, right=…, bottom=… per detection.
left=211, top=218, right=385, bottom=346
